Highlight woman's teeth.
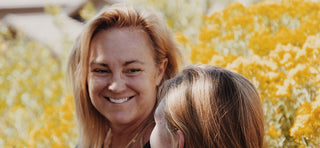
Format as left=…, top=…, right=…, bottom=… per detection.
left=108, top=97, right=132, bottom=104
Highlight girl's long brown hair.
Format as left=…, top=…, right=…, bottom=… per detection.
left=158, top=65, right=264, bottom=148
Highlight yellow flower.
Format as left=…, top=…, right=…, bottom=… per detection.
left=80, top=1, right=97, bottom=22
left=221, top=32, right=234, bottom=41
left=290, top=95, right=320, bottom=143
left=175, top=32, right=188, bottom=43
left=44, top=4, right=62, bottom=16
left=198, top=25, right=220, bottom=42
left=268, top=125, right=281, bottom=138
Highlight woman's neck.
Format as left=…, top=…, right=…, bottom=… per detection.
left=107, top=120, right=155, bottom=148
left=110, top=127, right=139, bottom=148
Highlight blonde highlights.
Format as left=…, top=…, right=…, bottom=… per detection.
left=67, top=4, right=181, bottom=148
left=158, top=65, right=264, bottom=148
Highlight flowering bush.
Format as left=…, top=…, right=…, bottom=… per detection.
left=0, top=23, right=77, bottom=147
left=290, top=94, right=320, bottom=145
left=186, top=0, right=320, bottom=147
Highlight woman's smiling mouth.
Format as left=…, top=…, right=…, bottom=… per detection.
left=105, top=96, right=134, bottom=104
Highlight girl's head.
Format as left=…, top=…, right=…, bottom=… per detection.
left=151, top=64, right=264, bottom=148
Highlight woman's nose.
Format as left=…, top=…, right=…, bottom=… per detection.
left=108, top=74, right=126, bottom=93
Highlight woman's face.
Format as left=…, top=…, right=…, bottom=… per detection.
left=87, top=27, right=165, bottom=127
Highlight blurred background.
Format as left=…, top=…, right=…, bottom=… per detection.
left=1, top=0, right=319, bottom=147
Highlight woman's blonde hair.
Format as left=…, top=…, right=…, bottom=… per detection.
left=67, top=3, right=181, bottom=148
left=158, top=65, right=264, bottom=148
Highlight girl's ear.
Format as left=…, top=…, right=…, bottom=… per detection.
left=156, top=58, right=168, bottom=86
left=176, top=130, right=184, bottom=148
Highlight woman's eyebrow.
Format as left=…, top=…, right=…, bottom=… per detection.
left=123, top=60, right=144, bottom=66
left=90, top=59, right=144, bottom=67
left=90, top=62, right=109, bottom=68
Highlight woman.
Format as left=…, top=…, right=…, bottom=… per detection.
left=150, top=65, right=264, bottom=148
left=67, top=4, right=181, bottom=148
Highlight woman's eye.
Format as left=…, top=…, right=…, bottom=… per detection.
left=127, top=69, right=141, bottom=74
left=93, top=69, right=110, bottom=73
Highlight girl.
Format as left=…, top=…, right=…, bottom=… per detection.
left=150, top=65, right=264, bottom=148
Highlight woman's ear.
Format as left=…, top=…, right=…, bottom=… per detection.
left=176, top=130, right=184, bottom=148
left=156, top=58, right=168, bottom=86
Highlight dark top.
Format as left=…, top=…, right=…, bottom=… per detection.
left=143, top=141, right=151, bottom=148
